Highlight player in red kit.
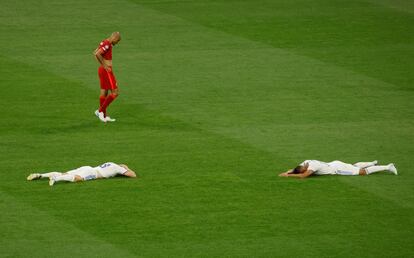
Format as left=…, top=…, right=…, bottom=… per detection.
left=94, top=32, right=121, bottom=122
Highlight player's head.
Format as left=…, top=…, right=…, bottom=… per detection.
left=292, top=166, right=304, bottom=174
left=110, top=32, right=121, bottom=45
left=292, top=163, right=308, bottom=174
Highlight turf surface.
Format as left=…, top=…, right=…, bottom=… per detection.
left=1, top=0, right=413, bottom=257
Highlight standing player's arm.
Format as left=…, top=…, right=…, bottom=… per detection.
left=94, top=48, right=110, bottom=71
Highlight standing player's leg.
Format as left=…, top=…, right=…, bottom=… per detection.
left=96, top=89, right=108, bottom=117
left=103, top=88, right=118, bottom=122
left=98, top=70, right=118, bottom=122
left=96, top=66, right=111, bottom=122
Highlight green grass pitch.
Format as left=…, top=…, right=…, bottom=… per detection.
left=1, top=0, right=413, bottom=257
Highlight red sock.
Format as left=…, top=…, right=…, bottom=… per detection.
left=99, top=94, right=117, bottom=115
left=99, top=95, right=106, bottom=116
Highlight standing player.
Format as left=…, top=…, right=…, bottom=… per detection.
left=27, top=162, right=137, bottom=186
left=279, top=160, right=397, bottom=178
left=94, top=32, right=121, bottom=123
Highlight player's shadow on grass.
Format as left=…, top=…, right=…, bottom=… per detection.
left=37, top=121, right=102, bottom=135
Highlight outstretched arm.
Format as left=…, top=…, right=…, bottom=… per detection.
left=279, top=169, right=293, bottom=177
left=279, top=170, right=314, bottom=179
left=120, top=165, right=137, bottom=178
left=124, top=170, right=137, bottom=178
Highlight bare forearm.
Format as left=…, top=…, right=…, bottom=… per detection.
left=124, top=170, right=137, bottom=178
left=95, top=53, right=105, bottom=66
left=279, top=170, right=293, bottom=177
left=279, top=170, right=311, bottom=178
left=286, top=173, right=304, bottom=178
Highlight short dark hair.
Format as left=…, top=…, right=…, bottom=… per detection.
left=292, top=165, right=303, bottom=174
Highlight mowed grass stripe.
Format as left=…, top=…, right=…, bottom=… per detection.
left=0, top=56, right=96, bottom=134
left=0, top=52, right=301, bottom=256
left=1, top=54, right=412, bottom=257
left=1, top=52, right=411, bottom=257
left=133, top=0, right=414, bottom=89
left=0, top=0, right=259, bottom=90
left=0, top=191, right=138, bottom=258
left=129, top=0, right=414, bottom=208
left=1, top=0, right=413, bottom=257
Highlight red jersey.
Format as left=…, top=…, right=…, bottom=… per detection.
left=98, top=39, right=112, bottom=60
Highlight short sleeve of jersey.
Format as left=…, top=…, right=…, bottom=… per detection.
left=300, top=160, right=320, bottom=172
left=99, top=41, right=111, bottom=54
left=117, top=165, right=128, bottom=175
left=307, top=160, right=321, bottom=172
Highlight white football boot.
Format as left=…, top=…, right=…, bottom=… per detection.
left=105, top=116, right=116, bottom=122
left=388, top=163, right=398, bottom=175
left=98, top=111, right=106, bottom=122
left=49, top=177, right=56, bottom=186
left=27, top=173, right=41, bottom=181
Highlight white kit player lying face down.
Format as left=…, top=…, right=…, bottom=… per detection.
left=279, top=160, right=397, bottom=179
left=27, top=162, right=137, bottom=186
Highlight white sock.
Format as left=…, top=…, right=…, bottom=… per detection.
left=54, top=174, right=75, bottom=182
left=41, top=172, right=62, bottom=178
left=353, top=161, right=377, bottom=168
left=365, top=165, right=390, bottom=175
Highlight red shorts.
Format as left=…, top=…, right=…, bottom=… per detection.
left=98, top=66, right=118, bottom=90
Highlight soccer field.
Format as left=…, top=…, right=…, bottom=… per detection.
left=1, top=0, right=413, bottom=257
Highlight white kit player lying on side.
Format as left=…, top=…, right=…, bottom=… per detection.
left=279, top=160, right=397, bottom=178
left=27, top=162, right=137, bottom=186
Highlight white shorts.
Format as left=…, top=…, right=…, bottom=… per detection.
left=66, top=166, right=98, bottom=180
left=330, top=161, right=360, bottom=176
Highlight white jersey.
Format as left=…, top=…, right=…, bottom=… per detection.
left=300, top=160, right=336, bottom=175
left=300, top=160, right=360, bottom=176
left=94, top=162, right=127, bottom=178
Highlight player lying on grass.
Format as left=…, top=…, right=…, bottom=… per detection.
left=279, top=160, right=397, bottom=178
left=27, top=162, right=137, bottom=186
